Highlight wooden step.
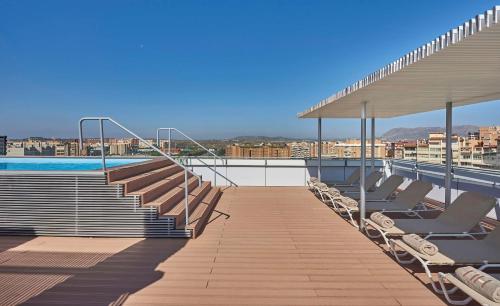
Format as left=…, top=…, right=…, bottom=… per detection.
left=107, top=158, right=172, bottom=183
left=129, top=171, right=190, bottom=204
left=162, top=181, right=212, bottom=227
left=144, top=176, right=200, bottom=215
left=111, top=164, right=183, bottom=194
left=185, top=187, right=221, bottom=238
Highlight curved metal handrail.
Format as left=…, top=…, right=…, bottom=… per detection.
left=156, top=127, right=238, bottom=186
left=79, top=117, right=203, bottom=227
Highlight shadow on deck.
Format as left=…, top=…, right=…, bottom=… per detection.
left=0, top=187, right=453, bottom=305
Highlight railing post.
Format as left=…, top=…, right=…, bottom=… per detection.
left=99, top=119, right=107, bottom=171
left=78, top=119, right=84, bottom=153
left=168, top=128, right=172, bottom=155
left=214, top=155, right=217, bottom=186
left=156, top=129, right=160, bottom=148
left=184, top=169, right=189, bottom=227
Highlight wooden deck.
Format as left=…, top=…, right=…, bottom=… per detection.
left=0, top=187, right=449, bottom=305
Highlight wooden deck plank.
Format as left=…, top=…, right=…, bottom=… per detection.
left=0, top=187, right=451, bottom=305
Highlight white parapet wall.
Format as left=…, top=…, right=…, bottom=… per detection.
left=182, top=157, right=385, bottom=187
left=182, top=157, right=499, bottom=221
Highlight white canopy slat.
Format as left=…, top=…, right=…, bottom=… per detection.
left=299, top=6, right=500, bottom=119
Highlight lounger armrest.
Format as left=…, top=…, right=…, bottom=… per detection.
left=478, top=263, right=500, bottom=271
left=343, top=191, right=360, bottom=195
left=381, top=208, right=440, bottom=213
left=423, top=232, right=481, bottom=240
left=378, top=208, right=439, bottom=213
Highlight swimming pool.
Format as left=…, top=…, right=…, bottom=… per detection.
left=0, top=157, right=149, bottom=171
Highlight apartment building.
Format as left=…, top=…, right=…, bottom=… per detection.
left=311, top=139, right=386, bottom=159
left=288, top=142, right=312, bottom=158
left=479, top=126, right=500, bottom=146
left=55, top=141, right=80, bottom=156
left=109, top=143, right=131, bottom=156
left=225, top=143, right=290, bottom=158
left=394, top=129, right=500, bottom=169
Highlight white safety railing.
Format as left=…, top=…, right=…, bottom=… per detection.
left=78, top=117, right=201, bottom=226
left=156, top=127, right=237, bottom=187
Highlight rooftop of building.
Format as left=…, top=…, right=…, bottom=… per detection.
left=0, top=187, right=448, bottom=306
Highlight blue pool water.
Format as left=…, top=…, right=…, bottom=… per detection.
left=0, top=157, right=149, bottom=171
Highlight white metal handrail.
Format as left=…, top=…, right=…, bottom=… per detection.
left=78, top=117, right=201, bottom=227
left=156, top=127, right=237, bottom=186
left=391, top=160, right=500, bottom=189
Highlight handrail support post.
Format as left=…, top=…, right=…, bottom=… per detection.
left=99, top=119, right=106, bottom=171
left=184, top=169, right=189, bottom=227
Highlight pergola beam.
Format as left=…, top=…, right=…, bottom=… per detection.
left=445, top=102, right=453, bottom=207
left=317, top=118, right=322, bottom=181
left=371, top=117, right=375, bottom=172
left=359, top=102, right=367, bottom=231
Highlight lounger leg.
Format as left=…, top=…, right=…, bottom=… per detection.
left=437, top=273, right=472, bottom=305
left=319, top=192, right=326, bottom=203
left=388, top=240, right=414, bottom=264
left=363, top=220, right=379, bottom=238
left=346, top=210, right=359, bottom=228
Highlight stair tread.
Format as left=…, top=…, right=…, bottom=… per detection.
left=128, top=171, right=186, bottom=195
left=112, top=164, right=181, bottom=185
left=187, top=187, right=220, bottom=226
left=162, top=182, right=211, bottom=216
left=107, top=158, right=171, bottom=182
left=144, top=176, right=199, bottom=207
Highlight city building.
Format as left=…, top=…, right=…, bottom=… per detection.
left=479, top=126, right=500, bottom=146
left=55, top=141, right=80, bottom=156
left=392, top=128, right=500, bottom=169
left=226, top=143, right=290, bottom=158
left=109, top=143, right=131, bottom=156
left=288, top=142, right=312, bottom=158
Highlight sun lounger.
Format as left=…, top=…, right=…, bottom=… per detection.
left=329, top=168, right=361, bottom=187
left=343, top=175, right=404, bottom=200
left=325, top=180, right=432, bottom=227
left=389, top=225, right=500, bottom=293
left=336, top=171, right=383, bottom=193
left=438, top=265, right=500, bottom=305
left=307, top=176, right=320, bottom=190
left=363, top=191, right=496, bottom=247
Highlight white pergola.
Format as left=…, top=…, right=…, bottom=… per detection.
left=299, top=6, right=500, bottom=230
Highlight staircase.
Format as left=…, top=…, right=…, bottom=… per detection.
left=108, top=158, right=221, bottom=238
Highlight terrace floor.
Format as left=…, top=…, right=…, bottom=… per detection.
left=0, top=187, right=449, bottom=306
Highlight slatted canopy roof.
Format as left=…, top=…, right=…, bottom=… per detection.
left=299, top=6, right=500, bottom=119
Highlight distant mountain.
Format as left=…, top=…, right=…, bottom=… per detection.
left=381, top=125, right=479, bottom=141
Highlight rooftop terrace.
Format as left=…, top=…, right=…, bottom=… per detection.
left=0, top=187, right=451, bottom=306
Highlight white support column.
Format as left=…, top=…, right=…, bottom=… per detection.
left=317, top=118, right=322, bottom=181
left=359, top=102, right=367, bottom=231
left=416, top=140, right=420, bottom=180
left=371, top=117, right=375, bottom=172
left=445, top=102, right=453, bottom=207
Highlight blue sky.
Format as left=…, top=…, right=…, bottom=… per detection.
left=1, top=0, right=499, bottom=139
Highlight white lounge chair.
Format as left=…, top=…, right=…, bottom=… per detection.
left=336, top=171, right=383, bottom=193
left=343, top=175, right=404, bottom=201
left=326, top=180, right=432, bottom=227
left=389, top=226, right=500, bottom=294
left=363, top=191, right=496, bottom=248
left=438, top=265, right=500, bottom=305
left=329, top=168, right=361, bottom=187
